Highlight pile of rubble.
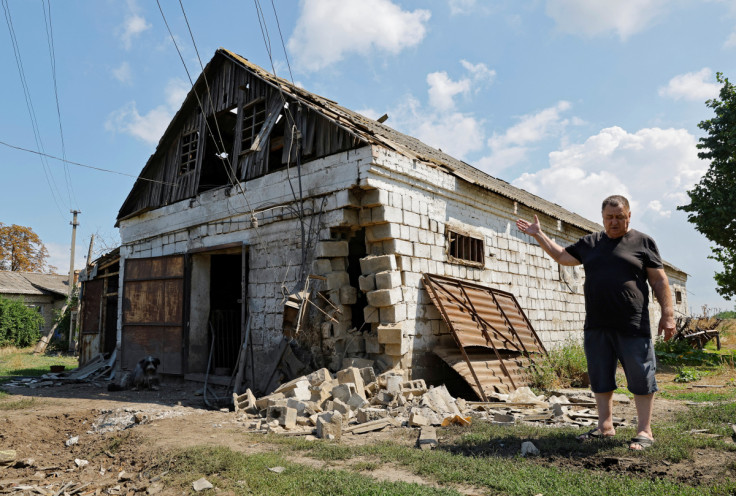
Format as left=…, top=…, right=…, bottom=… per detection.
left=233, top=361, right=632, bottom=443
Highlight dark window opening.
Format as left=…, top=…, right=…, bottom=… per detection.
left=447, top=229, right=484, bottom=266
left=347, top=229, right=368, bottom=331
left=675, top=290, right=682, bottom=304
left=240, top=99, right=266, bottom=153
left=199, top=108, right=237, bottom=193
left=267, top=115, right=287, bottom=173
left=179, top=130, right=199, bottom=175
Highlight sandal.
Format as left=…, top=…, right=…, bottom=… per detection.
left=629, top=435, right=654, bottom=450
left=577, top=428, right=614, bottom=442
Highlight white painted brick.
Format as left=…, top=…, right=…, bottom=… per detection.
left=366, top=223, right=401, bottom=242
left=327, top=271, right=350, bottom=290
left=404, top=211, right=420, bottom=228
left=330, top=258, right=347, bottom=271
left=372, top=205, right=403, bottom=224
left=413, top=243, right=430, bottom=259
left=401, top=272, right=423, bottom=287
left=375, top=270, right=402, bottom=289
left=383, top=239, right=413, bottom=256
left=380, top=303, right=407, bottom=323
left=366, top=288, right=402, bottom=307
left=313, top=259, right=332, bottom=274
left=361, top=188, right=388, bottom=207
left=377, top=324, right=403, bottom=344
left=384, top=341, right=409, bottom=356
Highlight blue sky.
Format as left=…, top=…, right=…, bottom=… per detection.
left=1, top=0, right=734, bottom=313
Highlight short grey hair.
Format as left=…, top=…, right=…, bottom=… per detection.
left=601, top=195, right=630, bottom=212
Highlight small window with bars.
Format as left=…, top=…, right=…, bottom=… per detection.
left=241, top=99, right=267, bottom=153
left=447, top=229, right=485, bottom=266
left=675, top=290, right=682, bottom=304
left=179, top=130, right=199, bottom=175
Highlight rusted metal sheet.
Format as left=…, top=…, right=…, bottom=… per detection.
left=423, top=273, right=546, bottom=399
left=80, top=333, right=101, bottom=366
left=122, top=255, right=185, bottom=374
left=80, top=279, right=103, bottom=334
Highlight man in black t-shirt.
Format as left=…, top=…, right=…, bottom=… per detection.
left=516, top=195, right=675, bottom=451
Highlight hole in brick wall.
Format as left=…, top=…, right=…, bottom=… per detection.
left=347, top=229, right=367, bottom=331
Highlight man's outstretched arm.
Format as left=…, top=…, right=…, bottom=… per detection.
left=516, top=215, right=580, bottom=266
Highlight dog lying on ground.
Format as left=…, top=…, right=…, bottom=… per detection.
left=108, top=356, right=161, bottom=391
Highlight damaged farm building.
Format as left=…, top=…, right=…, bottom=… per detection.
left=82, top=48, right=688, bottom=399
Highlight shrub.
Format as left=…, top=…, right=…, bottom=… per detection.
left=674, top=367, right=701, bottom=383
left=0, top=296, right=44, bottom=347
left=654, top=338, right=723, bottom=366
left=526, top=337, right=588, bottom=390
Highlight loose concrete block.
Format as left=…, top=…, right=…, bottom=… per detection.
left=267, top=406, right=297, bottom=429
left=364, top=306, right=380, bottom=323
left=375, top=270, right=402, bottom=290
left=316, top=412, right=343, bottom=440
left=417, top=427, right=438, bottom=450
left=327, top=271, right=350, bottom=290
left=359, top=366, right=376, bottom=386
left=316, top=241, right=349, bottom=258
left=331, top=383, right=357, bottom=403
left=358, top=274, right=376, bottom=292
left=384, top=341, right=409, bottom=356
left=359, top=255, right=398, bottom=275
left=306, top=368, right=333, bottom=386
left=255, top=392, right=285, bottom=411
left=347, top=394, right=368, bottom=410
left=312, top=259, right=332, bottom=274
left=401, top=379, right=427, bottom=397
left=366, top=223, right=401, bottom=242
left=380, top=304, right=407, bottom=323
left=331, top=398, right=351, bottom=417
left=377, top=324, right=403, bottom=344
left=309, top=385, right=332, bottom=405
left=371, top=390, right=395, bottom=406
left=337, top=368, right=366, bottom=399
left=286, top=398, right=309, bottom=416
left=366, top=288, right=402, bottom=308
left=339, top=286, right=358, bottom=305
left=233, top=389, right=258, bottom=414
left=385, top=374, right=403, bottom=394
left=357, top=408, right=388, bottom=423
left=409, top=412, right=429, bottom=427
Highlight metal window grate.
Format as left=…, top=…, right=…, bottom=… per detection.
left=447, top=230, right=484, bottom=265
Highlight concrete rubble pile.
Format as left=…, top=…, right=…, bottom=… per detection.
left=233, top=360, right=633, bottom=440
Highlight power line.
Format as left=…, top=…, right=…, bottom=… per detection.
left=41, top=0, right=79, bottom=210
left=0, top=139, right=178, bottom=186
left=269, top=0, right=295, bottom=85
left=2, top=0, right=67, bottom=220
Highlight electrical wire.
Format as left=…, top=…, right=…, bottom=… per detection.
left=0, top=139, right=178, bottom=186
left=2, top=0, right=67, bottom=220
left=41, top=0, right=78, bottom=210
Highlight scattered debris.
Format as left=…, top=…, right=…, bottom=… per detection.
left=0, top=450, right=16, bottom=466
left=417, top=426, right=438, bottom=450
left=65, top=436, right=79, bottom=447
left=521, top=441, right=540, bottom=457
left=268, top=466, right=286, bottom=474
left=192, top=477, right=213, bottom=492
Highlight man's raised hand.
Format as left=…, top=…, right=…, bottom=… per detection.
left=516, top=214, right=541, bottom=236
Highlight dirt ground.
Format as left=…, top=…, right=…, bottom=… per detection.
left=0, top=374, right=734, bottom=495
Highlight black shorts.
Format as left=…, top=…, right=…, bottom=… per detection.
left=583, top=329, right=658, bottom=395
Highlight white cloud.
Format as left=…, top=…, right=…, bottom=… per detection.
left=105, top=78, right=189, bottom=145
left=511, top=126, right=705, bottom=225
left=725, top=29, right=736, bottom=48
left=477, top=101, right=574, bottom=175
left=427, top=72, right=471, bottom=111
left=448, top=0, right=477, bottom=15
left=460, top=60, right=496, bottom=86
left=46, top=242, right=88, bottom=275
left=545, top=0, right=668, bottom=40
left=414, top=111, right=485, bottom=158
left=658, top=68, right=721, bottom=101
left=111, top=62, right=132, bottom=84
left=288, top=0, right=431, bottom=71
left=119, top=14, right=151, bottom=50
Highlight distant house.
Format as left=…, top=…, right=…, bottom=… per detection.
left=113, top=48, right=688, bottom=396
left=0, top=271, right=69, bottom=335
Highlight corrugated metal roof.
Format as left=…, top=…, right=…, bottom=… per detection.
left=0, top=271, right=69, bottom=297
left=423, top=273, right=546, bottom=398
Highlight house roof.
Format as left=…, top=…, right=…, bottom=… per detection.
left=0, top=271, right=69, bottom=297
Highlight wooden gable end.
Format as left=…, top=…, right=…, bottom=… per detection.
left=117, top=54, right=365, bottom=222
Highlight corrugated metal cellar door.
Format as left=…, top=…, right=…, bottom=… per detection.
left=423, top=273, right=547, bottom=400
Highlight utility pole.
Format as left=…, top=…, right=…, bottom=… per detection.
left=68, top=210, right=80, bottom=353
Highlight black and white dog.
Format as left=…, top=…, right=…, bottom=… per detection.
left=108, top=356, right=161, bottom=391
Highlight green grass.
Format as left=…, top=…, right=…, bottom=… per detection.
left=0, top=346, right=78, bottom=382
left=160, top=446, right=460, bottom=495
left=659, top=387, right=736, bottom=402
left=527, top=338, right=589, bottom=389
left=0, top=395, right=37, bottom=410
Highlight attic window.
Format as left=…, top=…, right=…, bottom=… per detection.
left=179, top=130, right=199, bottom=175
left=446, top=228, right=485, bottom=266
left=240, top=98, right=266, bottom=153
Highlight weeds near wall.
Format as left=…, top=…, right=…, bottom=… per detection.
left=526, top=338, right=588, bottom=390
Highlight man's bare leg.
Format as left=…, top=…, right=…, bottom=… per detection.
left=630, top=393, right=655, bottom=450
left=579, top=391, right=615, bottom=440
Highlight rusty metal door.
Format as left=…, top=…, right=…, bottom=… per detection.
left=79, top=279, right=104, bottom=365
left=122, top=255, right=185, bottom=374
left=423, top=273, right=547, bottom=398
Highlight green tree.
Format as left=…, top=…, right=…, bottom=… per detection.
left=0, top=223, right=54, bottom=273
left=678, top=73, right=736, bottom=300
left=0, top=296, right=44, bottom=347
